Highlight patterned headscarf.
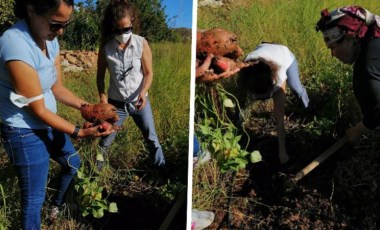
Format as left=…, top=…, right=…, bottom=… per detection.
left=316, top=6, right=380, bottom=45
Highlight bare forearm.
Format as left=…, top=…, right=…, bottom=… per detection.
left=141, top=73, right=153, bottom=94
left=97, top=76, right=107, bottom=102
left=52, top=84, right=87, bottom=109
left=30, top=102, right=78, bottom=135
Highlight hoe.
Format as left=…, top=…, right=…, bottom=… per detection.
left=282, top=135, right=348, bottom=190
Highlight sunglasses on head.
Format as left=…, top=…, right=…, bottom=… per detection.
left=42, top=15, right=72, bottom=32
left=113, top=26, right=133, bottom=35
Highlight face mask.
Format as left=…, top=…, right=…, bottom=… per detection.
left=115, top=32, right=132, bottom=44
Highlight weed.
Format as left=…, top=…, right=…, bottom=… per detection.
left=195, top=83, right=261, bottom=172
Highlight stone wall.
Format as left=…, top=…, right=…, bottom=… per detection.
left=60, top=50, right=98, bottom=73
left=198, top=0, right=234, bottom=7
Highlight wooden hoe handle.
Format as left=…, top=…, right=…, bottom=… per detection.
left=292, top=136, right=348, bottom=183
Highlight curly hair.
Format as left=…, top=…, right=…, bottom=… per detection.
left=238, top=57, right=279, bottom=95
left=100, top=0, right=140, bottom=47
left=14, top=0, right=74, bottom=19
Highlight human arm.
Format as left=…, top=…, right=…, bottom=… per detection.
left=196, top=53, right=213, bottom=79
left=96, top=46, right=108, bottom=104
left=348, top=39, right=380, bottom=143
left=52, top=55, right=88, bottom=109
left=272, top=82, right=289, bottom=164
left=137, top=39, right=153, bottom=111
left=6, top=60, right=111, bottom=138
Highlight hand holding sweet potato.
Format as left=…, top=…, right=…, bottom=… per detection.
left=196, top=28, right=245, bottom=81
left=80, top=103, right=120, bottom=134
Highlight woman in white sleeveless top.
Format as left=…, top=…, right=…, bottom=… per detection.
left=96, top=0, right=165, bottom=169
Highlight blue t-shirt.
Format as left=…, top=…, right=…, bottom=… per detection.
left=0, top=20, right=58, bottom=129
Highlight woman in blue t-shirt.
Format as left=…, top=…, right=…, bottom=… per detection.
left=96, top=0, right=165, bottom=168
left=0, top=0, right=112, bottom=229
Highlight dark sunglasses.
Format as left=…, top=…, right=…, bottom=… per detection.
left=113, top=26, right=133, bottom=35
left=42, top=15, right=72, bottom=32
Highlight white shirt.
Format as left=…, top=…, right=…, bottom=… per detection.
left=104, top=34, right=146, bottom=103
left=245, top=43, right=295, bottom=92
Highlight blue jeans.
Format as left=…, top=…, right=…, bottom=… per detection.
left=286, top=59, right=309, bottom=108
left=193, top=135, right=201, bottom=157
left=0, top=124, right=80, bottom=230
left=99, top=96, right=165, bottom=166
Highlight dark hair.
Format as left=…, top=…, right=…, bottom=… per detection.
left=238, top=58, right=279, bottom=95
left=100, top=0, right=140, bottom=46
left=14, top=0, right=74, bottom=19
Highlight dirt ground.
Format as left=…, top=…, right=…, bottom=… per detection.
left=203, top=100, right=380, bottom=229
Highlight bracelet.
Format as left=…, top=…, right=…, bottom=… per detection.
left=70, top=126, right=80, bottom=139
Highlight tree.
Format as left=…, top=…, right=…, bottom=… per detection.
left=60, top=1, right=100, bottom=50
left=95, top=0, right=176, bottom=42
left=0, top=0, right=16, bottom=35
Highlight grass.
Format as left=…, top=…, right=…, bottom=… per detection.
left=192, top=160, right=229, bottom=211
left=0, top=41, right=191, bottom=229
left=194, top=0, right=380, bottom=215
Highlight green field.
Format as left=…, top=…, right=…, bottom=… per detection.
left=0, top=41, right=191, bottom=229
left=194, top=1, right=380, bottom=229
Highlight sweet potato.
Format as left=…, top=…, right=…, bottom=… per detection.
left=82, top=120, right=121, bottom=132
left=98, top=120, right=113, bottom=132
left=211, top=56, right=249, bottom=74
left=197, top=28, right=244, bottom=60
left=80, top=103, right=119, bottom=124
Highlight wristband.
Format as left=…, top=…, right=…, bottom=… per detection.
left=71, top=126, right=80, bottom=139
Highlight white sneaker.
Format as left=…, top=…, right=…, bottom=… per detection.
left=194, top=150, right=212, bottom=168
left=191, top=209, right=215, bottom=230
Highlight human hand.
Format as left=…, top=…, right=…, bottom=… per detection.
left=217, top=66, right=240, bottom=79
left=135, top=93, right=146, bottom=111
left=77, top=125, right=114, bottom=138
left=80, top=121, right=120, bottom=137
left=99, top=94, right=108, bottom=104
left=345, top=121, right=370, bottom=144
left=196, top=66, right=240, bottom=83
left=196, top=53, right=214, bottom=79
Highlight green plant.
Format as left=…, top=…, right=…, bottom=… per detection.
left=74, top=168, right=118, bottom=218
left=304, top=116, right=334, bottom=136
left=0, top=184, right=11, bottom=230
left=157, top=180, right=186, bottom=201
left=195, top=83, right=261, bottom=172
left=0, top=0, right=16, bottom=35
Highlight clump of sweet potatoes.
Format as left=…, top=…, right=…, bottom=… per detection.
left=80, top=103, right=120, bottom=132
left=196, top=28, right=247, bottom=78
left=197, top=28, right=243, bottom=59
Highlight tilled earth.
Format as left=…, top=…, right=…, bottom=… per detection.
left=205, top=108, right=380, bottom=229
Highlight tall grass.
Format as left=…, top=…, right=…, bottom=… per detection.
left=198, top=0, right=379, bottom=83
left=198, top=0, right=380, bottom=127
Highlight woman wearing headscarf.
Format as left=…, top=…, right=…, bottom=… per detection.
left=316, top=6, right=380, bottom=143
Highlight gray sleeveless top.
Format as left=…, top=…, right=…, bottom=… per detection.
left=104, top=34, right=146, bottom=103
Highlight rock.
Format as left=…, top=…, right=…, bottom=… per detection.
left=60, top=50, right=98, bottom=73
